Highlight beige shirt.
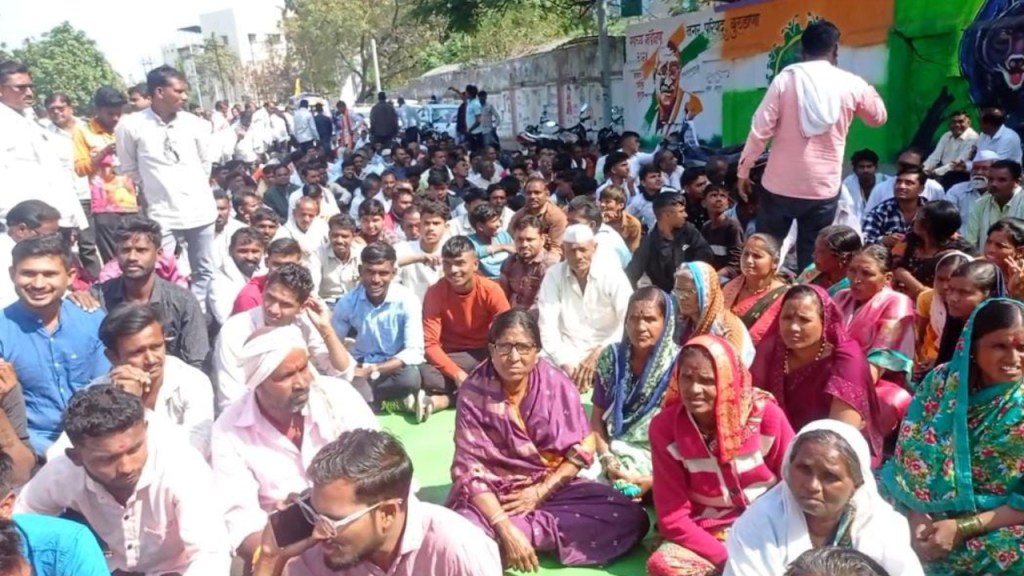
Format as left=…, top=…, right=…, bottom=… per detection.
left=16, top=421, right=232, bottom=575
left=317, top=244, right=361, bottom=302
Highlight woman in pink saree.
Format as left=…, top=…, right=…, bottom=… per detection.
left=722, top=234, right=790, bottom=344
left=448, top=309, right=649, bottom=572
left=831, top=245, right=915, bottom=437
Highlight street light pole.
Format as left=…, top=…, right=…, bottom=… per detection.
left=597, top=0, right=612, bottom=124
left=370, top=38, right=382, bottom=94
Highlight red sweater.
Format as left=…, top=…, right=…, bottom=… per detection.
left=423, top=276, right=510, bottom=378
left=232, top=275, right=268, bottom=316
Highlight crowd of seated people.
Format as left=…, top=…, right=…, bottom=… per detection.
left=7, top=43, right=1024, bottom=576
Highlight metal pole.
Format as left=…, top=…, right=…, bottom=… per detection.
left=597, top=0, right=612, bottom=124
left=370, top=38, right=382, bottom=94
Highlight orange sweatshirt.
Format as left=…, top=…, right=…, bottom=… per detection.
left=423, top=276, right=511, bottom=378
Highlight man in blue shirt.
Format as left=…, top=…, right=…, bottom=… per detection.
left=464, top=84, right=484, bottom=152
left=468, top=203, right=515, bottom=279
left=0, top=453, right=108, bottom=575
left=331, top=242, right=427, bottom=421
left=0, top=234, right=109, bottom=453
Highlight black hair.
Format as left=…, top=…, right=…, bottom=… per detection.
left=638, top=162, right=661, bottom=181
left=486, top=183, right=507, bottom=199
left=64, top=385, right=145, bottom=445
left=463, top=187, right=487, bottom=206
left=234, top=189, right=263, bottom=213
left=11, top=233, right=70, bottom=270
left=268, top=237, right=302, bottom=258
left=785, top=547, right=891, bottom=576
left=653, top=191, right=686, bottom=216
left=988, top=217, right=1024, bottom=247
left=680, top=166, right=707, bottom=188
left=364, top=173, right=382, bottom=186
left=229, top=227, right=265, bottom=250
left=628, top=286, right=668, bottom=322
left=250, top=208, right=280, bottom=226
left=99, top=303, right=164, bottom=351
left=951, top=259, right=1001, bottom=296
left=488, top=309, right=541, bottom=347
left=0, top=517, right=24, bottom=575
left=441, top=235, right=476, bottom=260
left=114, top=215, right=162, bottom=249
left=308, top=429, right=413, bottom=505
left=981, top=107, right=1007, bottom=127
left=0, top=60, right=29, bottom=85
left=604, top=151, right=630, bottom=176
left=93, top=86, right=127, bottom=109
left=213, top=188, right=229, bottom=203
left=622, top=130, right=640, bottom=141
left=511, top=214, right=544, bottom=234
left=6, top=200, right=59, bottom=229
left=498, top=175, right=522, bottom=197
left=358, top=198, right=386, bottom=218
left=850, top=148, right=880, bottom=166
left=853, top=245, right=892, bottom=273
left=265, top=262, right=314, bottom=302
left=895, top=166, right=927, bottom=187
left=971, top=300, right=1024, bottom=353
left=819, top=225, right=863, bottom=262
left=427, top=168, right=450, bottom=187
left=469, top=203, right=501, bottom=228
left=780, top=284, right=825, bottom=317
left=327, top=213, right=358, bottom=233
left=801, top=19, right=841, bottom=58
left=418, top=199, right=451, bottom=222
left=991, top=159, right=1023, bottom=180
left=145, top=65, right=186, bottom=95
left=361, top=242, right=397, bottom=266
left=127, top=83, right=147, bottom=98
left=571, top=174, right=599, bottom=197
left=789, top=429, right=865, bottom=487
left=918, top=200, right=961, bottom=243
left=566, top=196, right=602, bottom=231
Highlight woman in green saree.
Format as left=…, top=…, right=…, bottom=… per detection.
left=587, top=287, right=678, bottom=498
left=881, top=298, right=1024, bottom=575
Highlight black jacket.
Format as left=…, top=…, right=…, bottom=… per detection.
left=625, top=223, right=715, bottom=292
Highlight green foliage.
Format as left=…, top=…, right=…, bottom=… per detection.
left=8, top=22, right=122, bottom=112
left=409, top=0, right=595, bottom=35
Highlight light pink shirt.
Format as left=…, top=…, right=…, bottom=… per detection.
left=286, top=498, right=502, bottom=576
left=211, top=376, right=379, bottom=549
left=738, top=62, right=887, bottom=200
left=15, top=425, right=231, bottom=576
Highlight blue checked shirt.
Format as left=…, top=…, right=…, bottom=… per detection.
left=862, top=197, right=925, bottom=246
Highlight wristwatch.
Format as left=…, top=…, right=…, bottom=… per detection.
left=367, top=364, right=381, bottom=382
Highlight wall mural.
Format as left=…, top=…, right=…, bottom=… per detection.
left=961, top=0, right=1024, bottom=122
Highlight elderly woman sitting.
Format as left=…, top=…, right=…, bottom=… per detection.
left=447, top=309, right=649, bottom=572
left=647, top=335, right=794, bottom=576
left=586, top=287, right=678, bottom=496
left=723, top=421, right=924, bottom=576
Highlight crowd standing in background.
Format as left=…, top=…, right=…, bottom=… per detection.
left=0, top=17, right=1022, bottom=576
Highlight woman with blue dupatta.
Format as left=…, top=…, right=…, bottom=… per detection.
left=881, top=298, right=1024, bottom=575
left=586, top=287, right=678, bottom=498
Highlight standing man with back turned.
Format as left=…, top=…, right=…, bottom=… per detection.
left=737, top=20, right=887, bottom=272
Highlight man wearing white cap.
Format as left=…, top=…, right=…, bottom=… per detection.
left=211, top=324, right=378, bottom=567
left=537, top=224, right=633, bottom=391
left=945, top=149, right=1001, bottom=236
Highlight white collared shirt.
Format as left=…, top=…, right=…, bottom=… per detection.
left=288, top=187, right=342, bottom=223
left=0, top=104, right=87, bottom=228
left=945, top=181, right=982, bottom=236
left=115, top=108, right=216, bottom=230
left=46, top=119, right=90, bottom=201
left=212, top=218, right=246, bottom=271
left=924, top=128, right=978, bottom=175
left=395, top=240, right=443, bottom=300
left=975, top=124, right=1023, bottom=165
left=17, top=422, right=231, bottom=575
left=206, top=256, right=260, bottom=326
left=211, top=376, right=377, bottom=549
left=863, top=177, right=946, bottom=216
left=293, top=107, right=318, bottom=144
left=537, top=261, right=633, bottom=369
left=840, top=173, right=891, bottom=228
left=212, top=307, right=353, bottom=413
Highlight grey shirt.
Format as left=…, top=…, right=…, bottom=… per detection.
left=92, top=277, right=210, bottom=369
left=2, top=384, right=29, bottom=445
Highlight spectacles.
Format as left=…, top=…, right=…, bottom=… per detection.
left=2, top=83, right=34, bottom=92
left=297, top=497, right=398, bottom=539
left=163, top=132, right=180, bottom=163
left=490, top=342, right=538, bottom=357
left=673, top=287, right=698, bottom=300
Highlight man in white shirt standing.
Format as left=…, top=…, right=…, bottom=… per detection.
left=924, top=110, right=978, bottom=185
left=973, top=106, right=1023, bottom=166
left=397, top=97, right=419, bottom=144
left=0, top=60, right=88, bottom=231
left=210, top=100, right=235, bottom=163
left=293, top=99, right=319, bottom=154
left=116, top=65, right=218, bottom=308
left=537, top=224, right=632, bottom=390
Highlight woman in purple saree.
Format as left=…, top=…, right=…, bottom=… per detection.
left=448, top=309, right=649, bottom=571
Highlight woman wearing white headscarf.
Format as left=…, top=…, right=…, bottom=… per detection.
left=723, top=420, right=924, bottom=576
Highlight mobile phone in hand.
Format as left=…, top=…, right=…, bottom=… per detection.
left=269, top=498, right=315, bottom=548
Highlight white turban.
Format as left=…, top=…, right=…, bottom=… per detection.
left=239, top=324, right=306, bottom=390
left=974, top=149, right=1001, bottom=162
left=563, top=224, right=595, bottom=244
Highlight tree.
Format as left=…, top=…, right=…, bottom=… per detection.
left=8, top=22, right=122, bottom=112
left=409, top=0, right=596, bottom=36
left=191, top=34, right=244, bottom=104
left=283, top=0, right=446, bottom=102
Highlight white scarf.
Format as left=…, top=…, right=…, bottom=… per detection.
left=723, top=420, right=924, bottom=576
left=786, top=61, right=847, bottom=137
left=239, top=325, right=306, bottom=390
left=929, top=251, right=973, bottom=339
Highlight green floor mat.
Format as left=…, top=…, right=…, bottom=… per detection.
left=379, top=410, right=651, bottom=575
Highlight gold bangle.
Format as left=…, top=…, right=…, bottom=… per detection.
left=956, top=515, right=984, bottom=540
